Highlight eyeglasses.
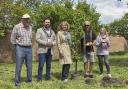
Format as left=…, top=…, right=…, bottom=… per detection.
left=85, top=25, right=90, bottom=27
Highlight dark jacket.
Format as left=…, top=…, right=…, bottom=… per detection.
left=81, top=30, right=96, bottom=53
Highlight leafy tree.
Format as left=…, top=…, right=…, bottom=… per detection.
left=109, top=13, right=128, bottom=39
left=0, top=0, right=100, bottom=65
left=0, top=0, right=31, bottom=36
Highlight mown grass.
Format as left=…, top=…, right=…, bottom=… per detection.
left=0, top=51, right=128, bottom=89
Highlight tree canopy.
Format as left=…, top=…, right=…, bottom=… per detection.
left=109, top=13, right=128, bottom=39
left=0, top=0, right=101, bottom=60
left=0, top=0, right=100, bottom=35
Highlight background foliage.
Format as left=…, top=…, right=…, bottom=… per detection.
left=0, top=0, right=100, bottom=60
left=109, top=13, right=128, bottom=39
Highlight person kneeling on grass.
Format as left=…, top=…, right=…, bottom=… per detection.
left=95, top=27, right=111, bottom=78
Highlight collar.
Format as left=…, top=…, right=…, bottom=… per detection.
left=43, top=27, right=51, bottom=31
left=20, top=22, right=31, bottom=28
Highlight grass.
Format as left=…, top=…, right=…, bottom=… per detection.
left=0, top=51, right=128, bottom=89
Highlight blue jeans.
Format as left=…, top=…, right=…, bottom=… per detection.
left=37, top=49, right=52, bottom=80
left=97, top=55, right=110, bottom=74
left=15, top=45, right=32, bottom=86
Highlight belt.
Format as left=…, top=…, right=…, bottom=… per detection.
left=17, top=44, right=31, bottom=48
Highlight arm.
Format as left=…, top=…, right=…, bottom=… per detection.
left=36, top=29, right=47, bottom=46
left=56, top=32, right=63, bottom=55
left=106, top=36, right=110, bottom=47
left=52, top=31, right=56, bottom=46
left=80, top=37, right=84, bottom=53
left=95, top=36, right=102, bottom=47
left=90, top=31, right=97, bottom=45
left=10, top=26, right=17, bottom=45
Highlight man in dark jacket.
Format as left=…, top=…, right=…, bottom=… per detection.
left=81, top=21, right=96, bottom=78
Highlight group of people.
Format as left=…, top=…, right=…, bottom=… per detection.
left=10, top=14, right=111, bottom=86
left=81, top=21, right=111, bottom=78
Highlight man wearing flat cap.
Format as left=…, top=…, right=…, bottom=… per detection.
left=10, top=14, right=33, bottom=86
left=81, top=21, right=96, bottom=78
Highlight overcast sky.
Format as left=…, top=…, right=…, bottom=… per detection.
left=84, top=0, right=128, bottom=24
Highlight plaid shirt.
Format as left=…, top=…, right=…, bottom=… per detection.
left=10, top=22, right=32, bottom=46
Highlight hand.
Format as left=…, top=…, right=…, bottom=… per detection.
left=12, top=44, right=16, bottom=50
left=101, top=39, right=108, bottom=43
left=89, top=42, right=93, bottom=45
left=47, top=42, right=53, bottom=47
left=59, top=53, right=64, bottom=58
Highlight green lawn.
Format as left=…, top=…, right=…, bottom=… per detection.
left=0, top=51, right=128, bottom=89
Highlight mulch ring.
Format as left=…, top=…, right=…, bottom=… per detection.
left=85, top=78, right=97, bottom=85
left=101, top=76, right=126, bottom=87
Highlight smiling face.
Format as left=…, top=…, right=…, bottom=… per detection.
left=61, top=22, right=68, bottom=31
left=43, top=19, right=51, bottom=29
left=59, top=21, right=70, bottom=31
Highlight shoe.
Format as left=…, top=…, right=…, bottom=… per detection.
left=107, top=74, right=112, bottom=78
left=84, top=73, right=89, bottom=78
left=37, top=79, right=42, bottom=82
left=63, top=79, right=68, bottom=82
left=46, top=77, right=51, bottom=80
left=15, top=83, right=20, bottom=87
left=26, top=80, right=32, bottom=83
left=100, top=74, right=104, bottom=77
left=88, top=74, right=93, bottom=78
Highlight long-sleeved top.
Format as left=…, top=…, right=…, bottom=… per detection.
left=96, top=35, right=110, bottom=55
left=36, top=27, right=56, bottom=54
left=57, top=31, right=72, bottom=65
left=10, top=22, right=32, bottom=46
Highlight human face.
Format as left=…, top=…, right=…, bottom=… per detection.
left=22, top=18, right=31, bottom=27
left=43, top=19, right=51, bottom=29
left=100, top=28, right=106, bottom=35
left=84, top=25, right=90, bottom=32
left=61, top=23, right=68, bottom=31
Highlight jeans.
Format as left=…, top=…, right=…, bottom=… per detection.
left=15, top=45, right=32, bottom=86
left=37, top=49, right=52, bottom=80
left=97, top=55, right=110, bottom=74
left=62, top=64, right=70, bottom=80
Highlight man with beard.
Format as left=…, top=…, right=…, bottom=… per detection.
left=36, top=18, right=56, bottom=81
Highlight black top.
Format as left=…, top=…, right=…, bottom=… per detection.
left=81, top=31, right=96, bottom=52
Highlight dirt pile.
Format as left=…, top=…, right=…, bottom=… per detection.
left=101, top=76, right=124, bottom=87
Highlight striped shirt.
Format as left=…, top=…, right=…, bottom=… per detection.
left=10, top=22, right=32, bottom=46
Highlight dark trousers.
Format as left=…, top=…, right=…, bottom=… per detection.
left=97, top=55, right=110, bottom=74
left=37, top=49, right=52, bottom=80
left=15, top=45, right=32, bottom=86
left=62, top=64, right=70, bottom=80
